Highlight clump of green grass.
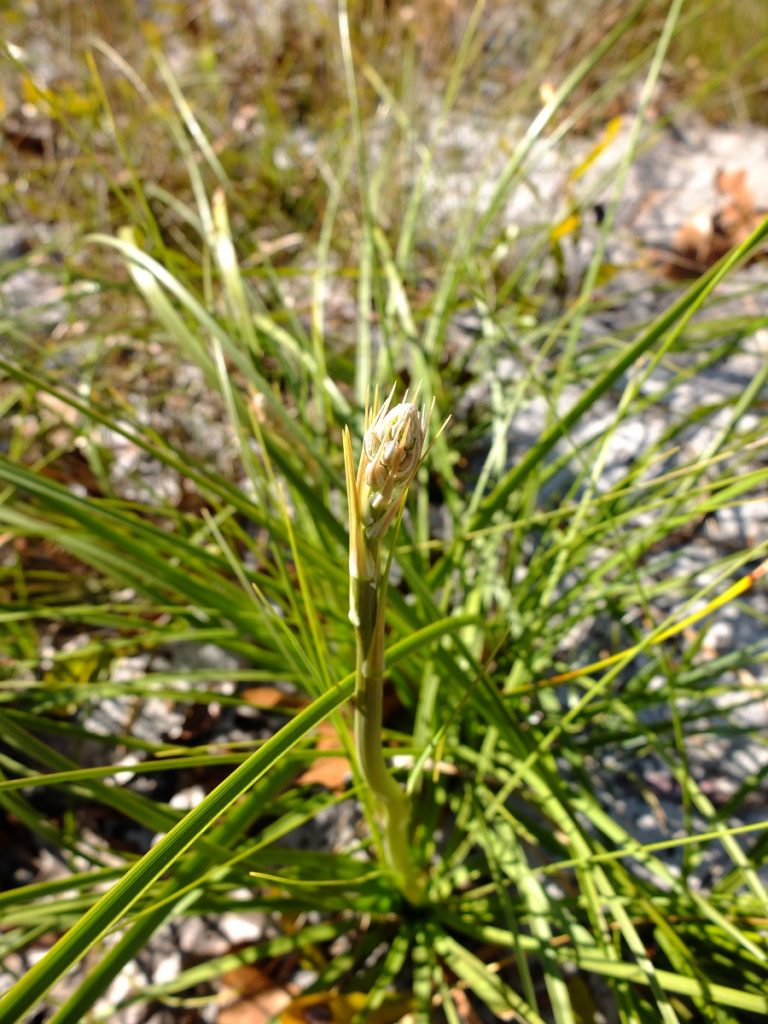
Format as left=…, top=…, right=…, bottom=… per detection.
left=1, top=2, right=768, bottom=1022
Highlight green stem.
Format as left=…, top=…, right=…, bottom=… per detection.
left=352, top=574, right=426, bottom=906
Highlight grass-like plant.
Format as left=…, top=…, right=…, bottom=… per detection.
left=1, top=2, right=768, bottom=1022
left=344, top=389, right=442, bottom=906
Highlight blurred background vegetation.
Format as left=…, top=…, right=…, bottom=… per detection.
left=3, top=0, right=768, bottom=239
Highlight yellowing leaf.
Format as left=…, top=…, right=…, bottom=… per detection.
left=569, top=115, right=623, bottom=182
left=21, top=75, right=44, bottom=106
left=19, top=75, right=98, bottom=117
left=546, top=557, right=768, bottom=686
left=281, top=990, right=412, bottom=1024
left=550, top=212, right=581, bottom=243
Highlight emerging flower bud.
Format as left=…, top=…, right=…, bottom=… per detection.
left=364, top=402, right=424, bottom=508
left=360, top=399, right=426, bottom=540
left=343, top=387, right=440, bottom=588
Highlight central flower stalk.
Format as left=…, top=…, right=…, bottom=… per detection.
left=343, top=389, right=432, bottom=905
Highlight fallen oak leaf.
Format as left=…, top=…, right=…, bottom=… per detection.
left=242, top=689, right=350, bottom=791
left=296, top=720, right=351, bottom=793
left=666, top=166, right=768, bottom=278
left=242, top=686, right=304, bottom=710
left=219, top=959, right=297, bottom=1024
